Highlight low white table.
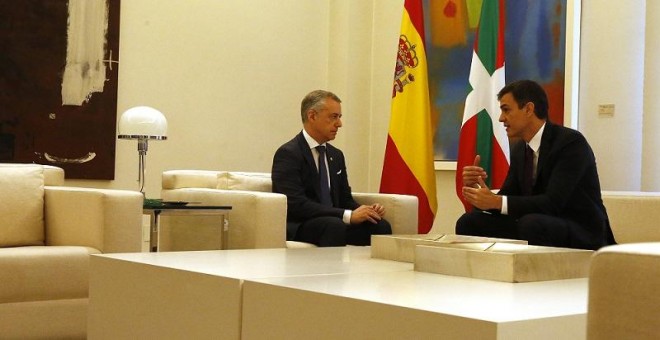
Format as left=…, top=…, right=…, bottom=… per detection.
left=87, top=247, right=411, bottom=339
left=87, top=247, right=588, bottom=340
left=243, top=271, right=587, bottom=339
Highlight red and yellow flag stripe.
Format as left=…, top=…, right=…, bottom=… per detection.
left=380, top=0, right=437, bottom=233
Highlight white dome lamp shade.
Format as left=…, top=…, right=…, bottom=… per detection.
left=117, top=106, right=168, bottom=194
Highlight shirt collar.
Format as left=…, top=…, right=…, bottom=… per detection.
left=302, top=129, right=325, bottom=150
left=528, top=122, right=546, bottom=153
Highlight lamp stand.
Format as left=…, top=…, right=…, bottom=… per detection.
left=117, top=106, right=167, bottom=195
left=137, top=137, right=148, bottom=194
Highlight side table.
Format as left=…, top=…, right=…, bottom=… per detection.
left=143, top=203, right=232, bottom=252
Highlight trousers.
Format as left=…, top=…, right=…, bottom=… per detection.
left=295, top=216, right=392, bottom=247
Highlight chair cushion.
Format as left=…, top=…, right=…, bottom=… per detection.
left=602, top=191, right=660, bottom=243
left=0, top=166, right=45, bottom=247
left=226, top=172, right=272, bottom=192
left=162, top=170, right=222, bottom=190
left=0, top=246, right=99, bottom=303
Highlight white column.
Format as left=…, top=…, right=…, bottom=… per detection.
left=642, top=0, right=660, bottom=191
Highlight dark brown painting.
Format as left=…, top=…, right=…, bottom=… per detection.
left=0, top=0, right=120, bottom=179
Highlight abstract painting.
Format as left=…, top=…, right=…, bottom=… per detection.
left=424, top=0, right=567, bottom=161
left=0, top=0, right=120, bottom=179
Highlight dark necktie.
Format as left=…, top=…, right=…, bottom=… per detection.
left=316, top=145, right=332, bottom=206
left=523, top=144, right=534, bottom=195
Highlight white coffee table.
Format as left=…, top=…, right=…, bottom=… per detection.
left=87, top=247, right=411, bottom=339
left=87, top=247, right=587, bottom=339
left=242, top=270, right=587, bottom=339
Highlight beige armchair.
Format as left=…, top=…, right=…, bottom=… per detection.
left=0, top=164, right=143, bottom=339
left=161, top=170, right=418, bottom=248
left=601, top=191, right=660, bottom=243
left=587, top=243, right=660, bottom=339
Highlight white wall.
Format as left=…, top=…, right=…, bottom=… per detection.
left=62, top=0, right=657, bottom=234
left=67, top=0, right=333, bottom=197
left=579, top=0, right=645, bottom=191
left=66, top=0, right=407, bottom=199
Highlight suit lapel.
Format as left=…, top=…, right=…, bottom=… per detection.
left=296, top=133, right=323, bottom=200
left=326, top=146, right=339, bottom=206
left=514, top=140, right=527, bottom=192
left=536, top=123, right=555, bottom=186
left=296, top=132, right=316, bottom=169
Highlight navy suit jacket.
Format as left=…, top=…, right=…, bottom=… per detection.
left=498, top=122, right=615, bottom=249
left=272, top=132, right=359, bottom=239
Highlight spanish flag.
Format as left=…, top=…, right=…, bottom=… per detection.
left=380, top=0, right=437, bottom=234
left=456, top=0, right=509, bottom=211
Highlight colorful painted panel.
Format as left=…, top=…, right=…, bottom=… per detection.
left=425, top=0, right=567, bottom=161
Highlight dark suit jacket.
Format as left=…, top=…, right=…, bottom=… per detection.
left=272, top=132, right=359, bottom=239
left=498, top=122, right=615, bottom=249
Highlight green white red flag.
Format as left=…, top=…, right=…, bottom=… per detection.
left=456, top=0, right=509, bottom=211
left=380, top=0, right=437, bottom=233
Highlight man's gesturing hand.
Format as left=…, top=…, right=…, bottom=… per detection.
left=462, top=155, right=488, bottom=188
left=461, top=176, right=502, bottom=210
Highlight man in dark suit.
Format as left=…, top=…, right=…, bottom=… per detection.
left=272, top=90, right=392, bottom=246
left=456, top=80, right=616, bottom=250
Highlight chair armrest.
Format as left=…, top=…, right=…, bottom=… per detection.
left=588, top=243, right=660, bottom=339
left=353, top=192, right=418, bottom=235
left=44, top=187, right=143, bottom=253
left=162, top=188, right=287, bottom=249
left=42, top=165, right=65, bottom=186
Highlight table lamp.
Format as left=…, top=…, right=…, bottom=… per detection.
left=117, top=106, right=168, bottom=194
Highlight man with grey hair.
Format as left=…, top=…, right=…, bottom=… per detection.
left=272, top=90, right=392, bottom=246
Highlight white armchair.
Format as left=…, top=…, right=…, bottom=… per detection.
left=161, top=170, right=418, bottom=249
left=0, top=164, right=143, bottom=339
left=587, top=243, right=660, bottom=339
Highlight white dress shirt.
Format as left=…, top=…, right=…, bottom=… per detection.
left=302, top=129, right=351, bottom=224
left=501, top=123, right=545, bottom=215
